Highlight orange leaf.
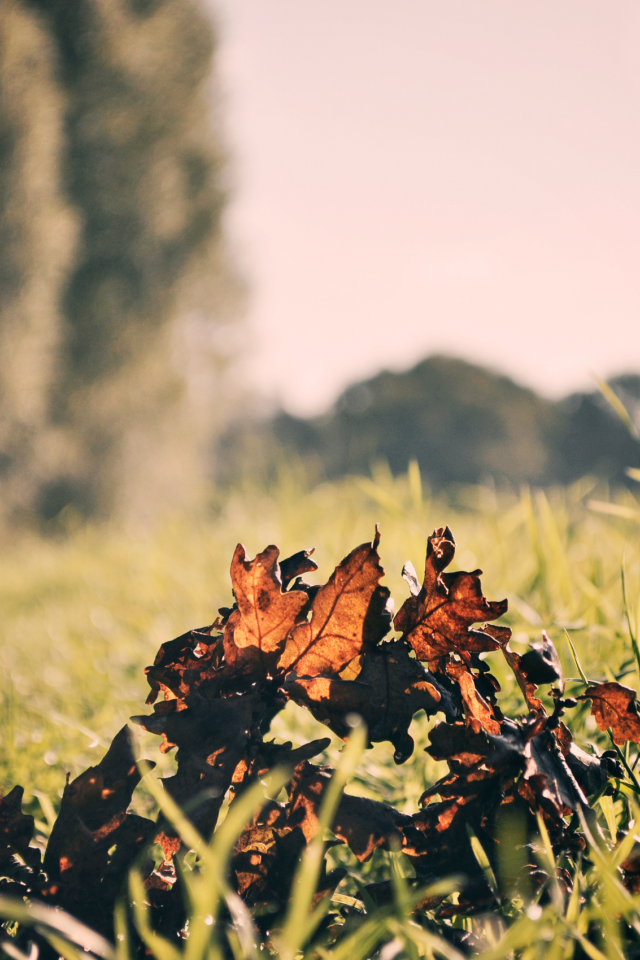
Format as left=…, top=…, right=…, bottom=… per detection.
left=224, top=544, right=309, bottom=674
left=445, top=660, right=501, bottom=735
left=583, top=681, right=640, bottom=745
left=394, top=527, right=510, bottom=660
left=287, top=639, right=457, bottom=763
left=278, top=527, right=385, bottom=677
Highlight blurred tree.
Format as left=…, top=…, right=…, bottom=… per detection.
left=0, top=0, right=240, bottom=523
left=218, top=356, right=640, bottom=490
left=0, top=0, right=78, bottom=517
left=269, top=356, right=566, bottom=488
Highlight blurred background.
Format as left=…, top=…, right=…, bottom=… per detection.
left=1, top=0, right=640, bottom=800
left=1, top=0, right=639, bottom=528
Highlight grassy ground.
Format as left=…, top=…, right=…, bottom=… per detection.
left=1, top=463, right=639, bottom=837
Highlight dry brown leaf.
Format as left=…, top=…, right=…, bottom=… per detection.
left=278, top=528, right=385, bottom=677
left=519, top=633, right=564, bottom=691
left=233, top=800, right=289, bottom=897
left=224, top=544, right=309, bottom=675
left=279, top=548, right=319, bottom=588
left=229, top=738, right=331, bottom=801
left=502, top=644, right=545, bottom=714
left=332, top=793, right=412, bottom=862
left=286, top=761, right=411, bottom=862
left=582, top=681, right=640, bottom=745
left=394, top=527, right=510, bottom=661
left=445, top=660, right=501, bottom=735
left=144, top=626, right=223, bottom=705
left=43, top=727, right=156, bottom=935
left=132, top=692, right=265, bottom=845
left=0, top=786, right=34, bottom=865
left=287, top=639, right=457, bottom=763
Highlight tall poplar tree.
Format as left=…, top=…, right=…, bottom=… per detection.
left=0, top=0, right=239, bottom=522
left=0, top=0, right=77, bottom=517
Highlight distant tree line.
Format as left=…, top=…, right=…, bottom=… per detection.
left=218, top=356, right=640, bottom=489
left=0, top=0, right=240, bottom=524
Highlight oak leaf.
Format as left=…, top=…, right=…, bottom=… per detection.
left=224, top=544, right=309, bottom=675
left=582, top=681, right=640, bottom=745
left=0, top=786, right=34, bottom=865
left=555, top=723, right=614, bottom=796
left=278, top=528, right=385, bottom=677
left=132, top=692, right=265, bottom=846
left=394, top=527, right=510, bottom=662
left=279, top=548, right=318, bottom=588
left=232, top=800, right=291, bottom=898
left=502, top=643, right=545, bottom=713
left=445, top=660, right=501, bottom=735
left=287, top=761, right=411, bottom=862
left=519, top=632, right=564, bottom=691
left=229, top=737, right=331, bottom=802
left=287, top=639, right=457, bottom=763
left=43, top=727, right=156, bottom=935
left=144, top=626, right=222, bottom=704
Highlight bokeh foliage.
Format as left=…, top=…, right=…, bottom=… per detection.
left=221, top=357, right=640, bottom=491
left=0, top=0, right=240, bottom=524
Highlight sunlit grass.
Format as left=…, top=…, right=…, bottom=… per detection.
left=1, top=464, right=639, bottom=825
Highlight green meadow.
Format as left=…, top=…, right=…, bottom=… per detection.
left=2, top=464, right=639, bottom=813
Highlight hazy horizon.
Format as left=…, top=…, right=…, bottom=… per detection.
left=212, top=0, right=640, bottom=416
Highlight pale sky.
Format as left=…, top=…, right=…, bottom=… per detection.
left=211, top=0, right=640, bottom=417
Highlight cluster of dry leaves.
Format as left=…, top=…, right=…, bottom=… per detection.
left=3, top=526, right=640, bottom=948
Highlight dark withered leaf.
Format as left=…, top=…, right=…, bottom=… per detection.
left=133, top=693, right=264, bottom=843
left=427, top=719, right=495, bottom=767
left=555, top=723, right=611, bottom=797
left=0, top=786, right=34, bottom=864
left=278, top=528, right=386, bottom=678
left=332, top=793, right=412, bottom=862
left=233, top=799, right=290, bottom=898
left=229, top=737, right=331, bottom=801
left=286, top=639, right=458, bottom=763
left=582, top=681, right=640, bottom=745
left=445, top=660, right=501, bottom=735
left=287, top=761, right=411, bottom=862
left=43, top=727, right=156, bottom=934
left=232, top=759, right=351, bottom=907
left=502, top=644, right=545, bottom=714
left=394, top=527, right=510, bottom=661
left=519, top=632, right=564, bottom=691
left=224, top=544, right=309, bottom=675
left=144, top=626, right=223, bottom=704
left=280, top=548, right=318, bottom=589
left=522, top=727, right=588, bottom=817
left=426, top=717, right=587, bottom=823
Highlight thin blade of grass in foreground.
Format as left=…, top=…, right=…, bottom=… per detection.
left=135, top=759, right=289, bottom=960
left=0, top=896, right=115, bottom=960
left=277, top=718, right=366, bottom=960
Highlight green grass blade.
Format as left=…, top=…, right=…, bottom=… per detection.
left=565, top=629, right=589, bottom=684
left=0, top=895, right=115, bottom=960
left=278, top=720, right=366, bottom=960
left=129, top=870, right=183, bottom=960
left=622, top=557, right=640, bottom=676
left=466, top=825, right=500, bottom=904
left=594, top=376, right=639, bottom=440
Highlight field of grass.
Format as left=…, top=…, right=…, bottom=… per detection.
left=2, top=463, right=640, bottom=958
left=1, top=463, right=639, bottom=807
